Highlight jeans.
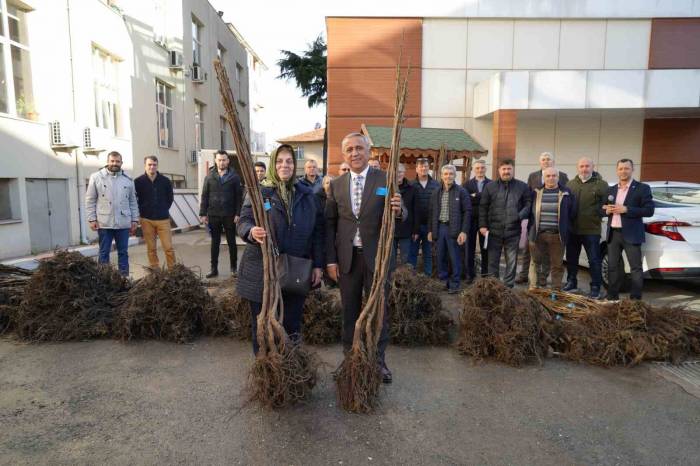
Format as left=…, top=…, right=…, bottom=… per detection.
left=98, top=228, right=130, bottom=276
left=248, top=292, right=306, bottom=355
left=529, top=232, right=564, bottom=289
left=607, top=229, right=644, bottom=300
left=465, top=219, right=487, bottom=280
left=566, top=234, right=602, bottom=289
left=408, top=224, right=432, bottom=275
left=141, top=218, right=175, bottom=269
left=487, top=234, right=519, bottom=288
left=393, top=237, right=411, bottom=266
left=208, top=215, right=238, bottom=272
left=437, top=223, right=462, bottom=290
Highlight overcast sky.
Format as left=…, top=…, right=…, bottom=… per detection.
left=208, top=0, right=328, bottom=149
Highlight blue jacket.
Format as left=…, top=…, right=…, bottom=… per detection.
left=527, top=184, right=577, bottom=245
left=134, top=172, right=174, bottom=221
left=298, top=175, right=323, bottom=195
left=463, top=176, right=491, bottom=221
left=429, top=183, right=471, bottom=239
left=605, top=180, right=654, bottom=245
left=411, top=176, right=440, bottom=227
left=236, top=181, right=325, bottom=302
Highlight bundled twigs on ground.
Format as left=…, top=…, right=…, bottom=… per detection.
left=389, top=266, right=452, bottom=345
left=12, top=250, right=128, bottom=341
left=204, top=282, right=251, bottom=339
left=335, top=59, right=410, bottom=413
left=0, top=264, right=33, bottom=333
left=456, top=278, right=550, bottom=366
left=527, top=288, right=601, bottom=320
left=550, top=299, right=700, bottom=366
left=114, top=264, right=209, bottom=343
left=216, top=60, right=317, bottom=408
left=302, top=288, right=342, bottom=345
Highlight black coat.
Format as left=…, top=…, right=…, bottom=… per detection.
left=411, top=176, right=440, bottom=227
left=429, top=183, right=471, bottom=239
left=396, top=179, right=416, bottom=239
left=236, top=181, right=325, bottom=302
left=479, top=178, right=532, bottom=239
left=199, top=168, right=243, bottom=217
left=463, top=176, right=491, bottom=221
left=134, top=172, right=173, bottom=221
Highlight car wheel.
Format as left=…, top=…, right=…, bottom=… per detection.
left=601, top=247, right=630, bottom=292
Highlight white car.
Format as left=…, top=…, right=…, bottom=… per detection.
left=577, top=181, right=700, bottom=286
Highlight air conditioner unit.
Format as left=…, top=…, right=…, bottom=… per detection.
left=82, top=127, right=105, bottom=155
left=48, top=121, right=78, bottom=152
left=189, top=150, right=199, bottom=164
left=191, top=65, right=206, bottom=83
left=168, top=50, right=183, bottom=70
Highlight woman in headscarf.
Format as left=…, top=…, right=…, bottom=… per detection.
left=236, top=144, right=325, bottom=354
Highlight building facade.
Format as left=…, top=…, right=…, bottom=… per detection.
left=0, top=0, right=253, bottom=260
left=277, top=127, right=325, bottom=177
left=326, top=1, right=700, bottom=182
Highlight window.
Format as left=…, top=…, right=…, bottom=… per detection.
left=92, top=46, right=120, bottom=135
left=0, top=178, right=21, bottom=221
left=235, top=62, right=243, bottom=99
left=156, top=80, right=173, bottom=148
left=152, top=0, right=167, bottom=46
left=294, top=146, right=304, bottom=160
left=216, top=43, right=225, bottom=65
left=191, top=16, right=202, bottom=65
left=0, top=2, right=34, bottom=118
left=219, top=116, right=228, bottom=150
left=194, top=100, right=204, bottom=150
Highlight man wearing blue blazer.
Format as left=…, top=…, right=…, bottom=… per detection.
left=603, top=159, right=654, bottom=300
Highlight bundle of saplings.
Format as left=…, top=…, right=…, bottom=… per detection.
left=12, top=250, right=128, bottom=341
left=388, top=266, right=453, bottom=345
left=302, top=288, right=342, bottom=345
left=0, top=264, right=33, bottom=334
left=456, top=278, right=550, bottom=366
left=115, top=264, right=209, bottom=343
left=202, top=283, right=251, bottom=339
left=552, top=299, right=700, bottom=366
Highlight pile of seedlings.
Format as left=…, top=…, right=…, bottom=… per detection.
left=550, top=299, right=700, bottom=366
left=302, top=288, right=342, bottom=345
left=12, top=250, right=129, bottom=341
left=456, top=278, right=550, bottom=366
left=388, top=266, right=453, bottom=346
left=217, top=59, right=318, bottom=408
left=114, top=263, right=209, bottom=343
left=0, top=264, right=33, bottom=334
left=203, top=282, right=251, bottom=339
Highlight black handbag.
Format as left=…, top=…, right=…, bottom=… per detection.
left=275, top=253, right=313, bottom=296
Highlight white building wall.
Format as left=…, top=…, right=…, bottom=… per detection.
left=421, top=17, right=655, bottom=178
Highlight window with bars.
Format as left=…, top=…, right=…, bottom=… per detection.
left=92, top=46, right=120, bottom=135
left=0, top=1, right=34, bottom=118
left=156, top=80, right=173, bottom=148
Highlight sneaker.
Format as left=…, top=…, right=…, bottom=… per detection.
left=206, top=270, right=219, bottom=279
left=562, top=281, right=577, bottom=292
left=589, top=287, right=602, bottom=300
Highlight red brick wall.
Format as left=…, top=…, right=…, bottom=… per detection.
left=491, top=110, right=518, bottom=179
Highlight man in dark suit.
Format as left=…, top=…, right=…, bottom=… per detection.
left=326, top=132, right=405, bottom=384
left=603, top=158, right=654, bottom=300
left=463, top=159, right=490, bottom=283
left=517, top=152, right=569, bottom=285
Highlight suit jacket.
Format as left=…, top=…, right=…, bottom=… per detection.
left=325, top=167, right=407, bottom=274
left=527, top=170, right=569, bottom=190
left=605, top=180, right=654, bottom=245
left=463, top=177, right=491, bottom=220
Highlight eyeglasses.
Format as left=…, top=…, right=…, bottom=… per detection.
left=339, top=168, right=350, bottom=172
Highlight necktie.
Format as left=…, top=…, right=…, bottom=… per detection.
left=353, top=175, right=363, bottom=216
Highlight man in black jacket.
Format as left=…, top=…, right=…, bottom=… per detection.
left=134, top=156, right=175, bottom=270
left=479, top=159, right=532, bottom=288
left=394, top=164, right=415, bottom=265
left=462, top=159, right=490, bottom=283
left=199, top=150, right=243, bottom=278
left=408, top=158, right=440, bottom=275
left=428, top=164, right=470, bottom=293
left=518, top=152, right=569, bottom=285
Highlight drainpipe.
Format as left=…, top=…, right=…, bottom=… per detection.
left=66, top=0, right=87, bottom=244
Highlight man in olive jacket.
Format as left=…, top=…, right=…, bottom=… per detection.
left=199, top=150, right=243, bottom=278
left=564, top=157, right=609, bottom=298
left=479, top=159, right=531, bottom=288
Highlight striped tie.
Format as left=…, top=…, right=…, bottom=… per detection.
left=353, top=175, right=363, bottom=216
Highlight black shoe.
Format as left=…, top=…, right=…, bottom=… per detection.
left=381, top=364, right=392, bottom=384
left=448, top=288, right=459, bottom=295
left=230, top=270, right=238, bottom=278
left=515, top=275, right=528, bottom=285
left=206, top=270, right=218, bottom=279
left=465, top=277, right=474, bottom=285
left=562, top=281, right=577, bottom=292
left=589, top=287, right=601, bottom=299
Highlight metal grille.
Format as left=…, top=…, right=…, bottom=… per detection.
left=653, top=361, right=700, bottom=398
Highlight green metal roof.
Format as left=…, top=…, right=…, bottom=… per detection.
left=363, top=125, right=486, bottom=153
